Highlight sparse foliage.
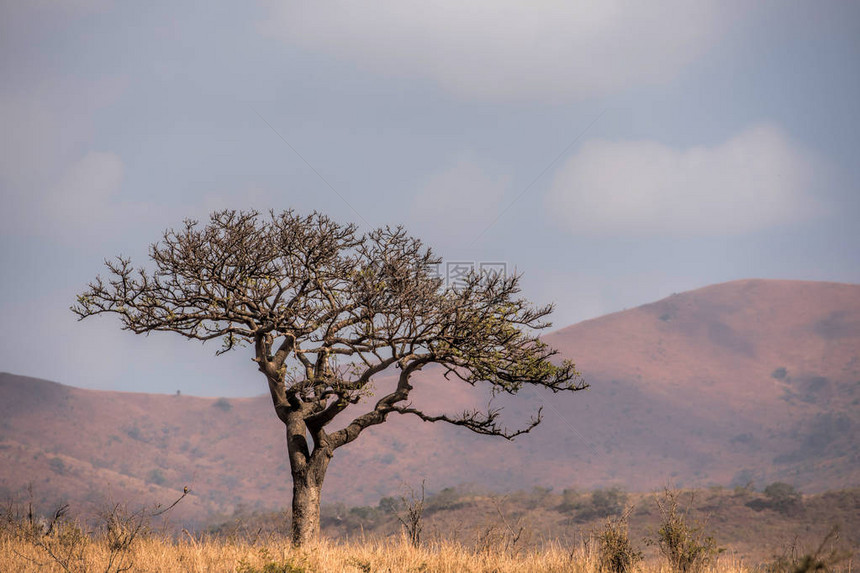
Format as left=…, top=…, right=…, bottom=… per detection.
left=213, top=397, right=233, bottom=412
left=73, top=209, right=586, bottom=546
left=596, top=508, right=642, bottom=573
left=764, top=526, right=851, bottom=573
left=563, top=487, right=628, bottom=521
left=477, top=495, right=529, bottom=556
left=557, top=487, right=582, bottom=513
left=763, top=483, right=803, bottom=515
left=746, top=483, right=803, bottom=515
left=590, top=487, right=629, bottom=520
left=771, top=367, right=788, bottom=380
left=97, top=502, right=150, bottom=573
left=1, top=484, right=189, bottom=573
left=395, top=481, right=425, bottom=548
left=236, top=547, right=308, bottom=573
left=649, top=488, right=722, bottom=573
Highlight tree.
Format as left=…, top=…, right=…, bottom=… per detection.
left=72, top=209, right=586, bottom=546
left=762, top=482, right=802, bottom=514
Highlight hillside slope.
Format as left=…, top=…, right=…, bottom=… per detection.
left=1, top=279, right=858, bottom=524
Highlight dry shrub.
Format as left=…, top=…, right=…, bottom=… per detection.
left=395, top=481, right=425, bottom=548
left=650, top=488, right=722, bottom=573
left=764, top=526, right=852, bottom=573
left=1, top=483, right=189, bottom=573
left=596, top=508, right=642, bottom=573
left=476, top=495, right=530, bottom=556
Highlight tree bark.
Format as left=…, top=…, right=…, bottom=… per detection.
left=291, top=472, right=323, bottom=546
left=285, top=411, right=332, bottom=546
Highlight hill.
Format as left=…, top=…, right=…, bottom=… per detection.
left=1, top=279, right=858, bottom=525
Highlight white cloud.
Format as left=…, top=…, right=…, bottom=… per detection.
left=0, top=77, right=130, bottom=238
left=409, top=159, right=510, bottom=249
left=259, top=1, right=745, bottom=102
left=545, top=124, right=823, bottom=237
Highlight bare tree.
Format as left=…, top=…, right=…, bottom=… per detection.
left=72, top=209, right=586, bottom=546
left=396, top=481, right=425, bottom=548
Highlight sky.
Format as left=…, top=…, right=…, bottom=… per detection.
left=1, top=1, right=859, bottom=397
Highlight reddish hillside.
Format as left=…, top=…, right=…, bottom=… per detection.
left=1, top=279, right=858, bottom=524
left=538, top=279, right=860, bottom=490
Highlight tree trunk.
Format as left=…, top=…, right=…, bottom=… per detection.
left=284, top=412, right=333, bottom=546
left=291, top=473, right=323, bottom=546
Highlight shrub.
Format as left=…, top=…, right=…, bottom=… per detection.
left=48, top=457, right=66, bottom=475
left=596, top=510, right=642, bottom=573
left=764, top=525, right=850, bottom=573
left=591, top=487, right=628, bottom=518
left=426, top=486, right=466, bottom=513
left=97, top=502, right=151, bottom=572
left=557, top=488, right=582, bottom=513
left=124, top=426, right=143, bottom=441
left=237, top=548, right=307, bottom=573
left=525, top=485, right=553, bottom=510
left=649, top=488, right=722, bottom=573
left=763, top=482, right=802, bottom=515
left=395, top=481, right=425, bottom=548
left=213, top=397, right=233, bottom=412
left=377, top=496, right=402, bottom=514
left=236, top=560, right=307, bottom=573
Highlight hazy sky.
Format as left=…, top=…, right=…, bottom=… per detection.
left=2, top=2, right=859, bottom=397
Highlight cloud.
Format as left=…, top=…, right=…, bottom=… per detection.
left=259, top=1, right=746, bottom=102
left=545, top=124, right=823, bottom=237
left=409, top=159, right=510, bottom=249
left=0, top=76, right=130, bottom=238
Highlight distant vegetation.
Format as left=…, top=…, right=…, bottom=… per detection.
left=212, top=397, right=233, bottom=412
left=205, top=483, right=857, bottom=565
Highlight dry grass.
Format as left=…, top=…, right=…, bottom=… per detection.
left=0, top=529, right=779, bottom=573
left=2, top=486, right=855, bottom=573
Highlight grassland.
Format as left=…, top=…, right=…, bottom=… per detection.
left=0, top=533, right=764, bottom=573
left=213, top=484, right=860, bottom=563
left=2, top=484, right=856, bottom=572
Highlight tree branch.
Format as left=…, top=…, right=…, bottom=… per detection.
left=391, top=405, right=543, bottom=440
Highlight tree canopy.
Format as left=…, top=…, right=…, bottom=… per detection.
left=72, top=209, right=586, bottom=544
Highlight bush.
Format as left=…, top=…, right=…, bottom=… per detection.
left=591, top=488, right=628, bottom=518
left=426, top=487, right=466, bottom=513
left=124, top=426, right=143, bottom=441
left=377, top=496, right=402, bottom=514
left=763, top=482, right=802, bottom=515
left=48, top=457, right=66, bottom=475
left=237, top=548, right=307, bottom=573
left=764, top=525, right=850, bottom=573
left=557, top=488, right=582, bottom=513
left=237, top=560, right=307, bottom=573
left=213, top=397, right=233, bottom=412
left=395, top=482, right=425, bottom=548
left=649, top=488, right=722, bottom=573
left=596, top=510, right=642, bottom=573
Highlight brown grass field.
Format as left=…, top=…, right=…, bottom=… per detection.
left=2, top=485, right=856, bottom=573
left=0, top=531, right=806, bottom=573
